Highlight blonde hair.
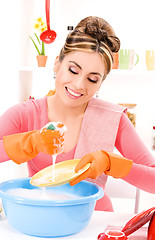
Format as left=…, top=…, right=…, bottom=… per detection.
left=59, top=16, right=120, bottom=80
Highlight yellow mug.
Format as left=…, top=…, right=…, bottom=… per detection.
left=146, top=50, right=155, bottom=71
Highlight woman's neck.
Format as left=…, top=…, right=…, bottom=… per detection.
left=47, top=95, right=88, bottom=123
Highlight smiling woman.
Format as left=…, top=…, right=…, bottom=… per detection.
left=0, top=15, right=155, bottom=213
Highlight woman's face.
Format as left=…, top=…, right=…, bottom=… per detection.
left=54, top=51, right=106, bottom=108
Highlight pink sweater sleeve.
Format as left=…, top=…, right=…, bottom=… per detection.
left=0, top=104, right=24, bottom=163
left=0, top=98, right=48, bottom=163
left=115, top=113, right=155, bottom=193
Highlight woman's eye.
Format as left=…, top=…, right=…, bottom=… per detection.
left=88, top=78, right=98, bottom=83
left=69, top=68, right=78, bottom=75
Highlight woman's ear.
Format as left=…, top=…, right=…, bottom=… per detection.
left=53, top=56, right=59, bottom=72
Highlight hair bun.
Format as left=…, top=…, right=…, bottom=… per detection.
left=85, top=22, right=108, bottom=42
left=84, top=20, right=120, bottom=52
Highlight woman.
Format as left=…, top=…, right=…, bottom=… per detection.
left=0, top=16, right=155, bottom=211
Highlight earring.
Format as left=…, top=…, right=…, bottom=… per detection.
left=53, top=72, right=56, bottom=79
left=96, top=91, right=99, bottom=98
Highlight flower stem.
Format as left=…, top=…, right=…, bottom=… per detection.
left=41, top=42, right=45, bottom=55
left=34, top=33, right=41, bottom=45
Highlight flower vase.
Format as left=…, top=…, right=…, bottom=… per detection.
left=36, top=55, right=47, bottom=67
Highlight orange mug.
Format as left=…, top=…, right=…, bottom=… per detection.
left=112, top=52, right=119, bottom=69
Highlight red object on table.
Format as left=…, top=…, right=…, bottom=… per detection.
left=147, top=212, right=155, bottom=240
left=98, top=230, right=128, bottom=239
left=98, top=207, right=155, bottom=240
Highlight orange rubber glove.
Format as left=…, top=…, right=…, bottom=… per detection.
left=70, top=150, right=133, bottom=186
left=3, top=122, right=66, bottom=164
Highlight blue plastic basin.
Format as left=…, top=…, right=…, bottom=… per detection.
left=0, top=178, right=103, bottom=237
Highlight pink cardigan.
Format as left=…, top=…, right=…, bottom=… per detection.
left=0, top=97, right=155, bottom=211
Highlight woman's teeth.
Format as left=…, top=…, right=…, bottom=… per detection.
left=67, top=87, right=82, bottom=97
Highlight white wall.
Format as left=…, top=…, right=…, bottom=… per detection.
left=0, top=0, right=21, bottom=114
left=32, top=0, right=155, bottom=64
left=17, top=0, right=154, bottom=69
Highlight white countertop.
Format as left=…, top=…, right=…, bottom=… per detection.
left=0, top=210, right=147, bottom=240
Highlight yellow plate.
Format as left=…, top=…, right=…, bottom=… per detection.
left=30, top=159, right=90, bottom=187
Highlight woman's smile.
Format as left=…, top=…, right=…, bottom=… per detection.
left=65, top=87, right=83, bottom=99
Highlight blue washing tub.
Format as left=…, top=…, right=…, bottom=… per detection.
left=0, top=178, right=103, bottom=237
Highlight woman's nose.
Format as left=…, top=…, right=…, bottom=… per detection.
left=73, top=75, right=85, bottom=90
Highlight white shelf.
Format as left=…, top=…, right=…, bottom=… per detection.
left=106, top=70, right=155, bottom=83
left=110, top=69, right=155, bottom=75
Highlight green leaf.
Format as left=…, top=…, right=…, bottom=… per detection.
left=29, top=36, right=41, bottom=55
left=34, top=33, right=41, bottom=45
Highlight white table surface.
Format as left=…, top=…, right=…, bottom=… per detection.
left=0, top=209, right=148, bottom=240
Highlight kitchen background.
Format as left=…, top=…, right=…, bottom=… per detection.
left=0, top=0, right=155, bottom=213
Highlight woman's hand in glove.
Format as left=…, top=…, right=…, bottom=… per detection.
left=70, top=150, right=133, bottom=186
left=3, top=122, right=66, bottom=164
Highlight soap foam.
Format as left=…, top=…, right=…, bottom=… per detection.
left=6, top=188, right=80, bottom=200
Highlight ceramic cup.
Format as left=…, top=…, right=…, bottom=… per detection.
left=112, top=52, right=119, bottom=69
left=119, top=49, right=139, bottom=70
left=146, top=50, right=155, bottom=71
